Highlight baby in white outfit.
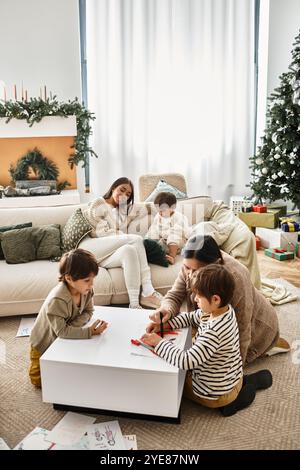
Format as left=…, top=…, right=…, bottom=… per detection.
left=146, top=192, right=191, bottom=264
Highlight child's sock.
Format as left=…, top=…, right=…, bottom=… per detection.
left=243, top=369, right=273, bottom=391
left=128, top=289, right=140, bottom=308
left=220, top=384, right=256, bottom=417
left=141, top=281, right=155, bottom=297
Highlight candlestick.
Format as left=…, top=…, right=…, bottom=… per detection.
left=14, top=84, right=17, bottom=100
left=44, top=85, right=47, bottom=101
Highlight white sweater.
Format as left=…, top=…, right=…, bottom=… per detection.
left=145, top=211, right=191, bottom=247
left=83, top=197, right=129, bottom=237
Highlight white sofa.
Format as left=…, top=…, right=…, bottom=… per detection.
left=0, top=190, right=260, bottom=317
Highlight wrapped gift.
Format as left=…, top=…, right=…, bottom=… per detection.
left=264, top=248, right=295, bottom=261
left=238, top=209, right=281, bottom=230
left=296, top=243, right=300, bottom=258
left=253, top=204, right=267, bottom=213
left=242, top=203, right=253, bottom=213
left=230, top=196, right=250, bottom=215
left=256, top=227, right=298, bottom=250
left=267, top=203, right=287, bottom=218
left=280, top=218, right=300, bottom=232
left=255, top=236, right=261, bottom=250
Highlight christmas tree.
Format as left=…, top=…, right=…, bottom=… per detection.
left=249, top=29, right=300, bottom=210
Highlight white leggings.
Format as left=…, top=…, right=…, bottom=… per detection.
left=99, top=234, right=154, bottom=303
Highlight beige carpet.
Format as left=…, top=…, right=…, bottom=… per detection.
left=0, top=278, right=300, bottom=450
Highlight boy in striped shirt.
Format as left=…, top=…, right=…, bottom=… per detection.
left=141, top=264, right=272, bottom=416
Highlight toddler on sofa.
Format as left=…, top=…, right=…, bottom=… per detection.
left=145, top=191, right=191, bottom=264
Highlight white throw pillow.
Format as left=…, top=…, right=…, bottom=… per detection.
left=145, top=179, right=187, bottom=202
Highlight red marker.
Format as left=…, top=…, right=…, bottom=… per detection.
left=131, top=339, right=157, bottom=355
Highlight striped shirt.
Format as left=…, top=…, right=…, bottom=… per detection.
left=155, top=305, right=243, bottom=399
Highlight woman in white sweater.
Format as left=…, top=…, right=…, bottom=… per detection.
left=83, top=177, right=163, bottom=309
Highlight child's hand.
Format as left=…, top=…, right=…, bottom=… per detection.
left=140, top=332, right=162, bottom=347
left=166, top=254, right=175, bottom=265
left=145, top=321, right=171, bottom=334
left=90, top=319, right=108, bottom=336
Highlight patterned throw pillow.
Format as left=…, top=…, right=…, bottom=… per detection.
left=145, top=179, right=187, bottom=202
left=61, top=208, right=92, bottom=253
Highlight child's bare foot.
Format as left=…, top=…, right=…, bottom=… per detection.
left=166, top=255, right=175, bottom=265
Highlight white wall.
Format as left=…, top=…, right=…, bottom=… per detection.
left=267, top=0, right=300, bottom=96
left=0, top=0, right=81, bottom=101
left=0, top=0, right=87, bottom=194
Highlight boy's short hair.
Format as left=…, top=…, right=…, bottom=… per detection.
left=59, top=248, right=99, bottom=282
left=154, top=191, right=177, bottom=208
left=191, top=264, right=235, bottom=307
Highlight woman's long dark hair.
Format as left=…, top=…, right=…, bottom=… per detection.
left=103, top=177, right=134, bottom=211
left=182, top=235, right=224, bottom=265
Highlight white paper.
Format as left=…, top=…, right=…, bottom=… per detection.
left=87, top=420, right=126, bottom=450
left=50, top=434, right=90, bottom=450
left=45, top=412, right=95, bottom=446
left=0, top=437, right=10, bottom=450
left=131, top=329, right=185, bottom=358
left=16, top=316, right=36, bottom=337
left=14, top=427, right=54, bottom=450
left=123, top=434, right=138, bottom=450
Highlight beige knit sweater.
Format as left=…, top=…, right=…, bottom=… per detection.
left=30, top=282, right=94, bottom=354
left=83, top=197, right=134, bottom=237
left=161, top=252, right=279, bottom=364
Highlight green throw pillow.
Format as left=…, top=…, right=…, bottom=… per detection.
left=143, top=238, right=169, bottom=267
left=0, top=224, right=62, bottom=264
left=61, top=208, right=92, bottom=253
left=0, top=222, right=32, bottom=259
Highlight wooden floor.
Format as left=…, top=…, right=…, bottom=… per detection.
left=257, top=249, right=300, bottom=288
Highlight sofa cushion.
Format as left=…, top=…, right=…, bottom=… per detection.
left=176, top=196, right=214, bottom=224
left=0, top=224, right=61, bottom=264
left=0, top=222, right=32, bottom=259
left=143, top=239, right=169, bottom=267
left=61, top=208, right=92, bottom=252
left=0, top=259, right=113, bottom=316
left=145, top=179, right=187, bottom=202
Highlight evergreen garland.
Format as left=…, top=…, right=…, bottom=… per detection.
left=0, top=96, right=98, bottom=168
left=249, top=30, right=300, bottom=209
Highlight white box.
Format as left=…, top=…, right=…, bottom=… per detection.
left=230, top=196, right=251, bottom=216
left=256, top=227, right=298, bottom=250
left=40, top=306, right=191, bottom=421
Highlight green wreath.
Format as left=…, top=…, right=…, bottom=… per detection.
left=9, top=148, right=70, bottom=191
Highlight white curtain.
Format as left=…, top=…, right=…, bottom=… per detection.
left=86, top=0, right=255, bottom=202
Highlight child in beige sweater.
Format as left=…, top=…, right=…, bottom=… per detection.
left=29, top=249, right=108, bottom=387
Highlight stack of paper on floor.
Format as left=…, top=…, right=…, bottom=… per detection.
left=13, top=412, right=137, bottom=450
left=16, top=317, right=36, bottom=337
left=0, top=437, right=10, bottom=450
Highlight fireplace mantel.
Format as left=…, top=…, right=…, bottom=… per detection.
left=0, top=189, right=80, bottom=208
left=0, top=116, right=77, bottom=138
